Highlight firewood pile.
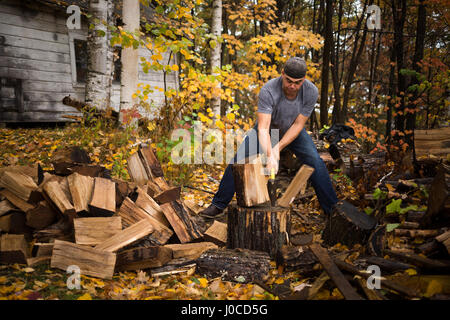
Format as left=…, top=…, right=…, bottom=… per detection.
left=0, top=144, right=231, bottom=280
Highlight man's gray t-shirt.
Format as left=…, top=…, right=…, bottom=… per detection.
left=257, top=77, right=318, bottom=137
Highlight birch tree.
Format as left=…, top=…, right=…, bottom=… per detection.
left=210, top=0, right=222, bottom=117
left=85, top=0, right=114, bottom=111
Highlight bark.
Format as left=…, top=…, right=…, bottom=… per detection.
left=85, top=0, right=114, bottom=111
left=119, top=0, right=140, bottom=125
left=319, top=0, right=333, bottom=127
left=210, top=0, right=222, bottom=117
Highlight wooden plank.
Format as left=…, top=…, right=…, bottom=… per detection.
left=51, top=240, right=116, bottom=280
left=0, top=11, right=71, bottom=34
left=203, top=220, right=227, bottom=246
left=0, top=234, right=29, bottom=264
left=0, top=22, right=69, bottom=43
left=278, top=165, right=315, bottom=207
left=309, top=243, right=364, bottom=300
left=0, top=56, right=71, bottom=73
left=2, top=34, right=69, bottom=53
left=94, top=219, right=156, bottom=252
left=116, top=246, right=173, bottom=271
left=0, top=3, right=70, bottom=26
left=0, top=68, right=72, bottom=83
left=88, top=177, right=116, bottom=216
left=74, top=217, right=122, bottom=246
left=164, top=242, right=218, bottom=260
left=67, top=172, right=94, bottom=213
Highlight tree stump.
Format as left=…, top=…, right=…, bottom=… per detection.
left=227, top=203, right=291, bottom=258
left=322, top=200, right=377, bottom=248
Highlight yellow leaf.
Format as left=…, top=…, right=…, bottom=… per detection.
left=424, top=280, right=442, bottom=298
left=198, top=278, right=208, bottom=288
left=274, top=278, right=284, bottom=284
left=77, top=293, right=92, bottom=300
left=404, top=269, right=417, bottom=276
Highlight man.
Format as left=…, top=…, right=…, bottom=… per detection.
left=200, top=57, right=338, bottom=218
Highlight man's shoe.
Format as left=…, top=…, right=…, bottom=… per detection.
left=199, top=204, right=224, bottom=219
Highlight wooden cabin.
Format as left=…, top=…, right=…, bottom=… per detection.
left=0, top=0, right=178, bottom=122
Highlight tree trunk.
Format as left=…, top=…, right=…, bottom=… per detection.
left=210, top=0, right=222, bottom=117
left=86, top=0, right=114, bottom=111
left=119, top=0, right=140, bottom=126
left=319, top=0, right=333, bottom=127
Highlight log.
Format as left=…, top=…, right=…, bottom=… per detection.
left=0, top=189, right=34, bottom=212
left=25, top=200, right=57, bottom=230
left=43, top=179, right=76, bottom=220
left=94, top=219, right=156, bottom=252
left=384, top=249, right=450, bottom=272
left=0, top=234, right=29, bottom=264
left=227, top=204, right=290, bottom=258
left=153, top=186, right=181, bottom=205
left=333, top=258, right=420, bottom=298
left=116, top=246, right=173, bottom=271
left=322, top=200, right=377, bottom=248
left=367, top=225, right=386, bottom=257
left=0, top=170, right=39, bottom=202
left=0, top=165, right=39, bottom=185
left=160, top=200, right=203, bottom=243
left=164, top=242, right=218, bottom=260
left=203, top=220, right=227, bottom=246
left=231, top=157, right=270, bottom=207
left=309, top=243, right=364, bottom=300
left=117, top=197, right=172, bottom=245
left=278, top=165, right=315, bottom=207
left=276, top=245, right=318, bottom=274
left=67, top=172, right=94, bottom=213
left=394, top=229, right=441, bottom=238
left=138, top=144, right=164, bottom=179
left=150, top=259, right=197, bottom=277
left=127, top=152, right=149, bottom=186
left=436, top=230, right=450, bottom=254
left=196, top=248, right=271, bottom=283
left=51, top=240, right=116, bottom=280
left=365, top=256, right=416, bottom=273
left=414, top=127, right=450, bottom=158
left=74, top=217, right=122, bottom=245
left=0, top=199, right=16, bottom=217
left=133, top=187, right=169, bottom=227
left=88, top=177, right=116, bottom=217
left=0, top=211, right=32, bottom=235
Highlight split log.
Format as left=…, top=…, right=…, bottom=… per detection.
left=33, top=243, right=54, bottom=257
left=74, top=217, right=122, bottom=245
left=0, top=234, right=29, bottom=264
left=203, top=220, right=227, bottom=246
left=0, top=171, right=39, bottom=203
left=116, top=246, right=173, bottom=271
left=67, top=173, right=94, bottom=213
left=153, top=186, right=181, bottom=205
left=276, top=245, right=318, bottom=274
left=232, top=157, right=270, bottom=207
left=0, top=199, right=16, bottom=217
left=196, top=248, right=271, bottom=283
left=25, top=201, right=57, bottom=230
left=114, top=179, right=135, bottom=207
left=160, top=200, right=203, bottom=243
left=436, top=230, right=450, bottom=254
left=322, top=200, right=377, bottom=248
left=0, top=164, right=39, bottom=185
left=32, top=217, right=74, bottom=243
left=43, top=179, right=76, bottom=220
left=117, top=197, right=172, bottom=245
left=183, top=200, right=203, bottom=215
left=414, top=127, right=450, bottom=158
left=69, top=164, right=110, bottom=178
left=278, top=165, right=315, bottom=207
left=0, top=189, right=34, bottom=212
left=88, top=177, right=116, bottom=216
left=51, top=240, right=116, bottom=280
left=138, top=144, right=164, bottom=179
left=227, top=204, right=290, bottom=258
left=133, top=187, right=169, bottom=227
left=127, top=152, right=149, bottom=186
left=150, top=259, right=197, bottom=277
left=0, top=212, right=32, bottom=235
left=309, top=243, right=364, bottom=300
left=27, top=256, right=51, bottom=267
left=164, top=242, right=218, bottom=260
left=94, top=219, right=156, bottom=252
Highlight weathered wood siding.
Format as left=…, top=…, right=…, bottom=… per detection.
left=0, top=0, right=178, bottom=122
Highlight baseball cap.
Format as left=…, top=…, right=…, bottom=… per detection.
left=283, top=57, right=307, bottom=79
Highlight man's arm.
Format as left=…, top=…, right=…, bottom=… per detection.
left=272, top=113, right=309, bottom=158
left=257, top=112, right=273, bottom=158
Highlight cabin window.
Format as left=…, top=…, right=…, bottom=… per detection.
left=74, top=39, right=88, bottom=83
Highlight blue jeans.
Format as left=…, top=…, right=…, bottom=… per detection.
left=211, top=127, right=338, bottom=215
